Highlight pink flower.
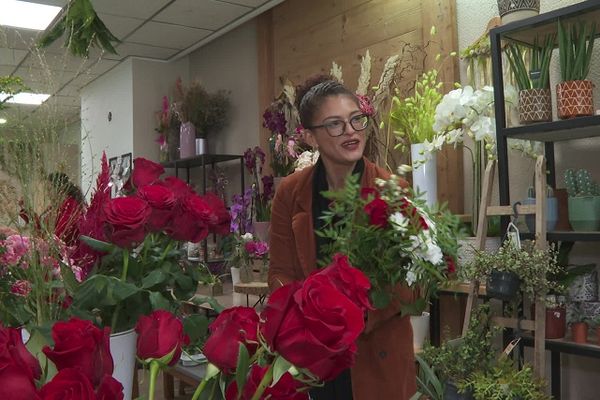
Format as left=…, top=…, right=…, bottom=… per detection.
left=1, top=235, right=30, bottom=266
left=274, top=134, right=283, bottom=153
left=253, top=241, right=269, bottom=257
left=286, top=139, right=297, bottom=158
left=10, top=280, right=32, bottom=297
left=356, top=94, right=375, bottom=116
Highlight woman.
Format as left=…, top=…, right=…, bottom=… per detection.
left=268, top=77, right=416, bottom=399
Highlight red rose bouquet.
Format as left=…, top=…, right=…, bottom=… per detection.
left=317, top=170, right=462, bottom=314
left=68, top=157, right=231, bottom=333
left=187, top=254, right=370, bottom=400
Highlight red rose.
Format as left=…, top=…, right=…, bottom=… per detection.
left=0, top=325, right=41, bottom=382
left=260, top=277, right=364, bottom=381
left=364, top=197, right=389, bottom=227
left=162, top=176, right=193, bottom=200
left=316, top=253, right=373, bottom=312
left=96, top=375, right=124, bottom=400
left=204, top=192, right=231, bottom=236
left=225, top=365, right=308, bottom=400
left=445, top=255, right=456, bottom=274
left=0, top=363, right=40, bottom=400
left=135, top=310, right=189, bottom=366
left=137, top=184, right=175, bottom=232
left=203, top=307, right=259, bottom=374
left=167, top=194, right=215, bottom=243
left=103, top=196, right=151, bottom=248
left=132, top=158, right=164, bottom=188
left=42, top=318, right=113, bottom=387
left=360, top=187, right=379, bottom=200
left=39, top=368, right=95, bottom=400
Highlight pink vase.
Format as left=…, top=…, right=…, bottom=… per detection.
left=179, top=122, right=196, bottom=159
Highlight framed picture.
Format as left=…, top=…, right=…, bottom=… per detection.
left=108, top=153, right=132, bottom=198
left=121, top=152, right=132, bottom=183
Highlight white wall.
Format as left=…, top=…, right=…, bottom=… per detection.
left=456, top=1, right=600, bottom=399
left=80, top=59, right=134, bottom=194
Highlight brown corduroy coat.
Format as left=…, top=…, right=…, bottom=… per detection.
left=268, top=157, right=417, bottom=400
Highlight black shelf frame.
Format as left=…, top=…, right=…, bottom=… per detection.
left=490, top=0, right=600, bottom=240
left=162, top=154, right=244, bottom=263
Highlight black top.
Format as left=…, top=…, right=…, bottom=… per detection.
left=311, top=157, right=365, bottom=265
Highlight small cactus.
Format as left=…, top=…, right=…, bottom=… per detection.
left=564, top=169, right=577, bottom=196
left=564, top=168, right=598, bottom=197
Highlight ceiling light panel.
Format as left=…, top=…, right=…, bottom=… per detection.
left=0, top=0, right=62, bottom=31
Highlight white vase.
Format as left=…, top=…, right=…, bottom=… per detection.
left=410, top=311, right=430, bottom=352
left=230, top=267, right=244, bottom=306
left=411, top=143, right=437, bottom=207
left=179, top=122, right=196, bottom=159
left=110, top=328, right=138, bottom=400
left=195, top=138, right=207, bottom=155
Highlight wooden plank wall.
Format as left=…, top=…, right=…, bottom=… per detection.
left=257, top=0, right=462, bottom=214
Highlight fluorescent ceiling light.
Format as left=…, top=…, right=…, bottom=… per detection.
left=0, top=92, right=51, bottom=105
left=0, top=0, right=62, bottom=31
left=0, top=118, right=6, bottom=124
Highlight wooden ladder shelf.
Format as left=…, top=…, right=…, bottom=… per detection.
left=461, top=155, right=548, bottom=379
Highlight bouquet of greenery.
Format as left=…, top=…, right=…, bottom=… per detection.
left=317, top=167, right=461, bottom=313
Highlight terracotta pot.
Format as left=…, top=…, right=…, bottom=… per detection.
left=546, top=307, right=567, bottom=339
left=519, top=88, right=552, bottom=124
left=570, top=322, right=589, bottom=344
left=597, top=327, right=600, bottom=346
left=556, top=80, right=594, bottom=119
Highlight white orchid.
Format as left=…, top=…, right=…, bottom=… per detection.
left=389, top=212, right=409, bottom=233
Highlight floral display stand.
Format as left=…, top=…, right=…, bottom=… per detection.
left=233, top=282, right=269, bottom=307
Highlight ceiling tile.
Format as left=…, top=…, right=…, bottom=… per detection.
left=18, top=0, right=67, bottom=6
left=0, top=28, right=41, bottom=52
left=0, top=48, right=28, bottom=66
left=98, top=13, right=145, bottom=40
left=155, top=0, right=250, bottom=30
left=115, top=42, right=179, bottom=60
left=50, top=95, right=80, bottom=108
left=218, top=0, right=270, bottom=7
left=68, top=73, right=100, bottom=89
left=86, top=59, right=120, bottom=75
left=127, top=22, right=211, bottom=50
left=93, top=0, right=172, bottom=20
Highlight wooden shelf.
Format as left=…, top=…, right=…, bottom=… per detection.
left=521, top=333, right=600, bottom=358
left=500, top=115, right=600, bottom=142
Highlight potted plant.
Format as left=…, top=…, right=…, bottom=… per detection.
left=243, top=146, right=274, bottom=239
left=557, top=20, right=596, bottom=119
left=590, top=316, right=600, bottom=346
left=505, top=35, right=555, bottom=124
left=460, top=239, right=562, bottom=302
left=421, top=305, right=498, bottom=400
left=497, top=0, right=540, bottom=24
left=458, top=359, right=550, bottom=400
left=522, top=185, right=558, bottom=233
left=564, top=168, right=600, bottom=231
left=570, top=303, right=589, bottom=344
left=197, top=263, right=227, bottom=296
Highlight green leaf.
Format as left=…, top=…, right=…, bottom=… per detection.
left=370, top=289, right=391, bottom=309
left=183, top=314, right=209, bottom=345
left=272, top=356, right=292, bottom=386
left=400, top=298, right=427, bottom=317
left=148, top=292, right=170, bottom=310
left=235, top=343, right=250, bottom=396
left=80, top=235, right=115, bottom=253
left=191, top=296, right=225, bottom=314
left=142, top=270, right=168, bottom=289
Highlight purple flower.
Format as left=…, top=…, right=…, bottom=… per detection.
left=263, top=110, right=287, bottom=135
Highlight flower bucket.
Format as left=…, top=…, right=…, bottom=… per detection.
left=411, top=143, right=437, bottom=207
left=179, top=122, right=196, bottom=159
left=570, top=322, right=588, bottom=344
left=519, top=88, right=552, bottom=124
left=556, top=80, right=594, bottom=119
left=568, top=196, right=600, bottom=231
left=568, top=269, right=597, bottom=302
left=253, top=221, right=270, bottom=243
left=523, top=196, right=558, bottom=233
left=443, top=381, right=474, bottom=400
left=110, top=328, right=138, bottom=400
left=195, top=138, right=208, bottom=155
left=486, top=271, right=521, bottom=301
left=410, top=311, right=430, bottom=352
left=497, top=0, right=539, bottom=24
left=545, top=306, right=566, bottom=339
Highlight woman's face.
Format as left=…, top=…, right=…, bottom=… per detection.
left=305, top=95, right=367, bottom=167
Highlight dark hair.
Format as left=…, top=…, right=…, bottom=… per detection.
left=295, top=75, right=357, bottom=128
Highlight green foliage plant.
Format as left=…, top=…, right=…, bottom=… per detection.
left=558, top=19, right=597, bottom=82
left=176, top=82, right=231, bottom=138
left=0, top=76, right=28, bottom=110
left=564, top=168, right=600, bottom=197
left=460, top=240, right=562, bottom=303
left=505, top=34, right=555, bottom=91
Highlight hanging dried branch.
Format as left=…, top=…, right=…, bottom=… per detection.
left=330, top=62, right=344, bottom=83
left=356, top=50, right=372, bottom=95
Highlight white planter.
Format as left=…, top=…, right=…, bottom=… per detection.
left=110, top=328, right=138, bottom=400
left=410, top=312, right=430, bottom=352
left=195, top=138, right=208, bottom=155
left=410, top=143, right=437, bottom=207
left=230, top=267, right=244, bottom=306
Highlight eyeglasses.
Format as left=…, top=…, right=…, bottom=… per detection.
left=305, top=114, right=370, bottom=137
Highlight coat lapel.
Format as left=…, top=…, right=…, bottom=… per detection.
left=291, top=168, right=317, bottom=278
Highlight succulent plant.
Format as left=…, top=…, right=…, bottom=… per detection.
left=564, top=168, right=599, bottom=196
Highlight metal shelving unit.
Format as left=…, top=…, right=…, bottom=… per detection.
left=489, top=2, right=600, bottom=399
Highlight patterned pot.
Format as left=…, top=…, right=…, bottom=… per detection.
left=519, top=88, right=552, bottom=124
left=556, top=80, right=595, bottom=119
left=568, top=269, right=598, bottom=302
left=581, top=301, right=600, bottom=321
left=497, top=0, right=539, bottom=24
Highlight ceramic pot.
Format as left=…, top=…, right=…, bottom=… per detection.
left=568, top=196, right=600, bottom=231
left=581, top=301, right=600, bottom=321
left=570, top=322, right=588, bottom=344
left=410, top=312, right=430, bottom=352
left=444, top=381, right=474, bottom=400
left=545, top=306, right=567, bottom=339
left=556, top=80, right=594, bottom=119
left=110, top=329, right=138, bottom=400
left=497, top=0, right=539, bottom=24
left=523, top=196, right=558, bottom=233
left=568, top=269, right=598, bottom=302
left=411, top=143, right=437, bottom=207
left=519, top=88, right=552, bottom=124
left=179, top=122, right=196, bottom=159
left=486, top=271, right=521, bottom=300
left=195, top=138, right=208, bottom=155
